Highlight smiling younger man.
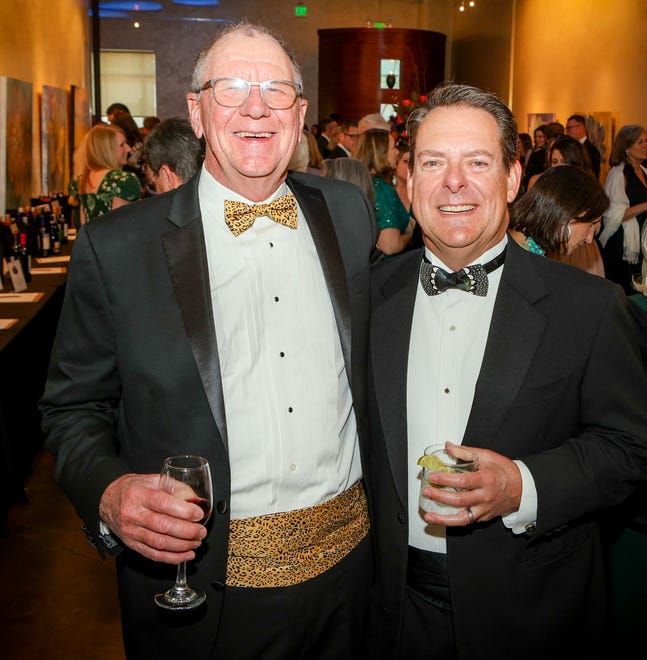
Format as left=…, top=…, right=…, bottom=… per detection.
left=41, top=22, right=375, bottom=660
left=367, top=84, right=647, bottom=659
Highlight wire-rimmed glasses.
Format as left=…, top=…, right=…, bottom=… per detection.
left=199, top=77, right=302, bottom=110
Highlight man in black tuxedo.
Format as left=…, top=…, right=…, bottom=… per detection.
left=367, top=84, right=647, bottom=660
left=327, top=120, right=360, bottom=158
left=316, top=116, right=339, bottom=158
left=40, top=22, right=375, bottom=660
left=566, top=113, right=602, bottom=179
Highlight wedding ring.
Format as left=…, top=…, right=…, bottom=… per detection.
left=466, top=506, right=475, bottom=525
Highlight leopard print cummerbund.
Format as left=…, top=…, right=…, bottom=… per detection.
left=226, top=480, right=370, bottom=588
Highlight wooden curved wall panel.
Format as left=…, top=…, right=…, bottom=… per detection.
left=318, top=28, right=446, bottom=121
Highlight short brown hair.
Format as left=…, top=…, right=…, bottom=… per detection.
left=407, top=83, right=518, bottom=172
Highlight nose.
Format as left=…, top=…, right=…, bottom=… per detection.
left=444, top=163, right=468, bottom=194
left=239, top=85, right=271, bottom=119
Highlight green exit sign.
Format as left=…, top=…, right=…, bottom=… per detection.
left=373, top=22, right=386, bottom=29
left=295, top=5, right=307, bottom=16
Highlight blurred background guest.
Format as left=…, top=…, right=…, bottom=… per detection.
left=353, top=128, right=413, bottom=256
left=327, top=120, right=359, bottom=158
left=358, top=112, right=390, bottom=133
left=141, top=117, right=203, bottom=194
left=288, top=129, right=323, bottom=175
left=522, top=124, right=549, bottom=190
left=526, top=135, right=590, bottom=190
left=69, top=123, right=142, bottom=223
left=321, top=157, right=375, bottom=206
left=106, top=102, right=130, bottom=123
left=599, top=124, right=647, bottom=294
left=316, top=116, right=339, bottom=158
left=566, top=113, right=602, bottom=179
left=110, top=111, right=144, bottom=180
left=141, top=115, right=161, bottom=138
left=509, top=164, right=608, bottom=277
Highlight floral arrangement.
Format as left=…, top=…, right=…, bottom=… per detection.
left=390, top=92, right=427, bottom=150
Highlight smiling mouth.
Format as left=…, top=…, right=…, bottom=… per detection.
left=439, top=204, right=476, bottom=213
left=235, top=131, right=274, bottom=139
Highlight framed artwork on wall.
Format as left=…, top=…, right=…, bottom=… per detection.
left=41, top=85, right=69, bottom=195
left=527, top=113, right=556, bottom=135
left=70, top=85, right=91, bottom=178
left=0, top=77, right=33, bottom=213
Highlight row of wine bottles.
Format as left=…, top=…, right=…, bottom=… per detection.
left=2, top=208, right=70, bottom=283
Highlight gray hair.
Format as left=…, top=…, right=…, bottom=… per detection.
left=191, top=22, right=303, bottom=93
left=407, top=83, right=518, bottom=172
left=609, top=124, right=647, bottom=167
left=321, top=157, right=375, bottom=206
left=142, top=118, right=204, bottom=183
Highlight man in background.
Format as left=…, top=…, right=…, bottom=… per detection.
left=327, top=119, right=360, bottom=158
left=316, top=116, right=339, bottom=157
left=566, top=113, right=602, bottom=179
left=142, top=117, right=204, bottom=193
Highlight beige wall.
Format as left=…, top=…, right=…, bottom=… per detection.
left=0, top=0, right=89, bottom=199
left=98, top=0, right=453, bottom=126
left=512, top=0, right=647, bottom=130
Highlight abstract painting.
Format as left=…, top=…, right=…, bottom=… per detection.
left=0, top=77, right=33, bottom=212
left=41, top=85, right=69, bottom=195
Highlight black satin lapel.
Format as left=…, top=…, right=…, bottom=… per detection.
left=162, top=219, right=228, bottom=452
left=371, top=252, right=421, bottom=508
left=464, top=248, right=547, bottom=450
left=287, top=177, right=352, bottom=382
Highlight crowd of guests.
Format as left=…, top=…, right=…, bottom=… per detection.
left=69, top=97, right=647, bottom=302
left=296, top=108, right=647, bottom=301
left=68, top=104, right=204, bottom=224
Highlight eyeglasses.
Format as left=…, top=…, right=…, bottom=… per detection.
left=344, top=132, right=359, bottom=139
left=565, top=124, right=581, bottom=130
left=198, top=77, right=303, bottom=110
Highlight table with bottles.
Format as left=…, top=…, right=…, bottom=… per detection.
left=0, top=207, right=73, bottom=528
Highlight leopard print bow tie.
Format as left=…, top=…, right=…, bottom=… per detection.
left=224, top=194, right=298, bottom=237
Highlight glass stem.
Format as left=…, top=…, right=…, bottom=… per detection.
left=175, top=561, right=188, bottom=591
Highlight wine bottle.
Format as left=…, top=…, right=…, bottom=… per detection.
left=59, top=212, right=69, bottom=245
left=38, top=213, right=51, bottom=257
left=19, top=232, right=31, bottom=282
left=49, top=213, right=61, bottom=254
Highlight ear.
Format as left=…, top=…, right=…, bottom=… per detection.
left=186, top=92, right=204, bottom=139
left=297, top=98, right=308, bottom=135
left=506, top=159, right=522, bottom=203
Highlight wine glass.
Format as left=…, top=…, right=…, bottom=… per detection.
left=154, top=455, right=213, bottom=611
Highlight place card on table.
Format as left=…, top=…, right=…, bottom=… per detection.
left=0, top=318, right=18, bottom=330
left=34, top=255, right=71, bottom=264
left=30, top=267, right=67, bottom=274
left=0, top=292, right=44, bottom=303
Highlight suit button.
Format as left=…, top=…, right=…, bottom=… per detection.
left=216, top=500, right=228, bottom=514
left=211, top=580, right=225, bottom=592
left=397, top=512, right=407, bottom=525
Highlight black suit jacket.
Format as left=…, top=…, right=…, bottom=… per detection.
left=327, top=145, right=350, bottom=159
left=40, top=171, right=376, bottom=657
left=367, top=240, right=647, bottom=659
left=584, top=137, right=602, bottom=179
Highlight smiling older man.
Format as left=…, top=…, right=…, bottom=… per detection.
left=41, top=22, right=376, bottom=659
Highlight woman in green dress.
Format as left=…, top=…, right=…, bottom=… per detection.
left=353, top=128, right=413, bottom=256
left=69, top=123, right=142, bottom=223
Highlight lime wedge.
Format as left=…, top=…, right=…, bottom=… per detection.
left=417, top=454, right=453, bottom=472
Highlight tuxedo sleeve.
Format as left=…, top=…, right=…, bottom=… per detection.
left=39, top=226, right=131, bottom=543
left=523, top=285, right=647, bottom=534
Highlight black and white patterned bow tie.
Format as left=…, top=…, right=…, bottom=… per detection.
left=419, top=248, right=506, bottom=297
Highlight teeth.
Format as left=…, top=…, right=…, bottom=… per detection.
left=236, top=132, right=272, bottom=138
left=439, top=205, right=475, bottom=212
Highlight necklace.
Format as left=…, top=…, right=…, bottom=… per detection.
left=525, top=236, right=545, bottom=255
